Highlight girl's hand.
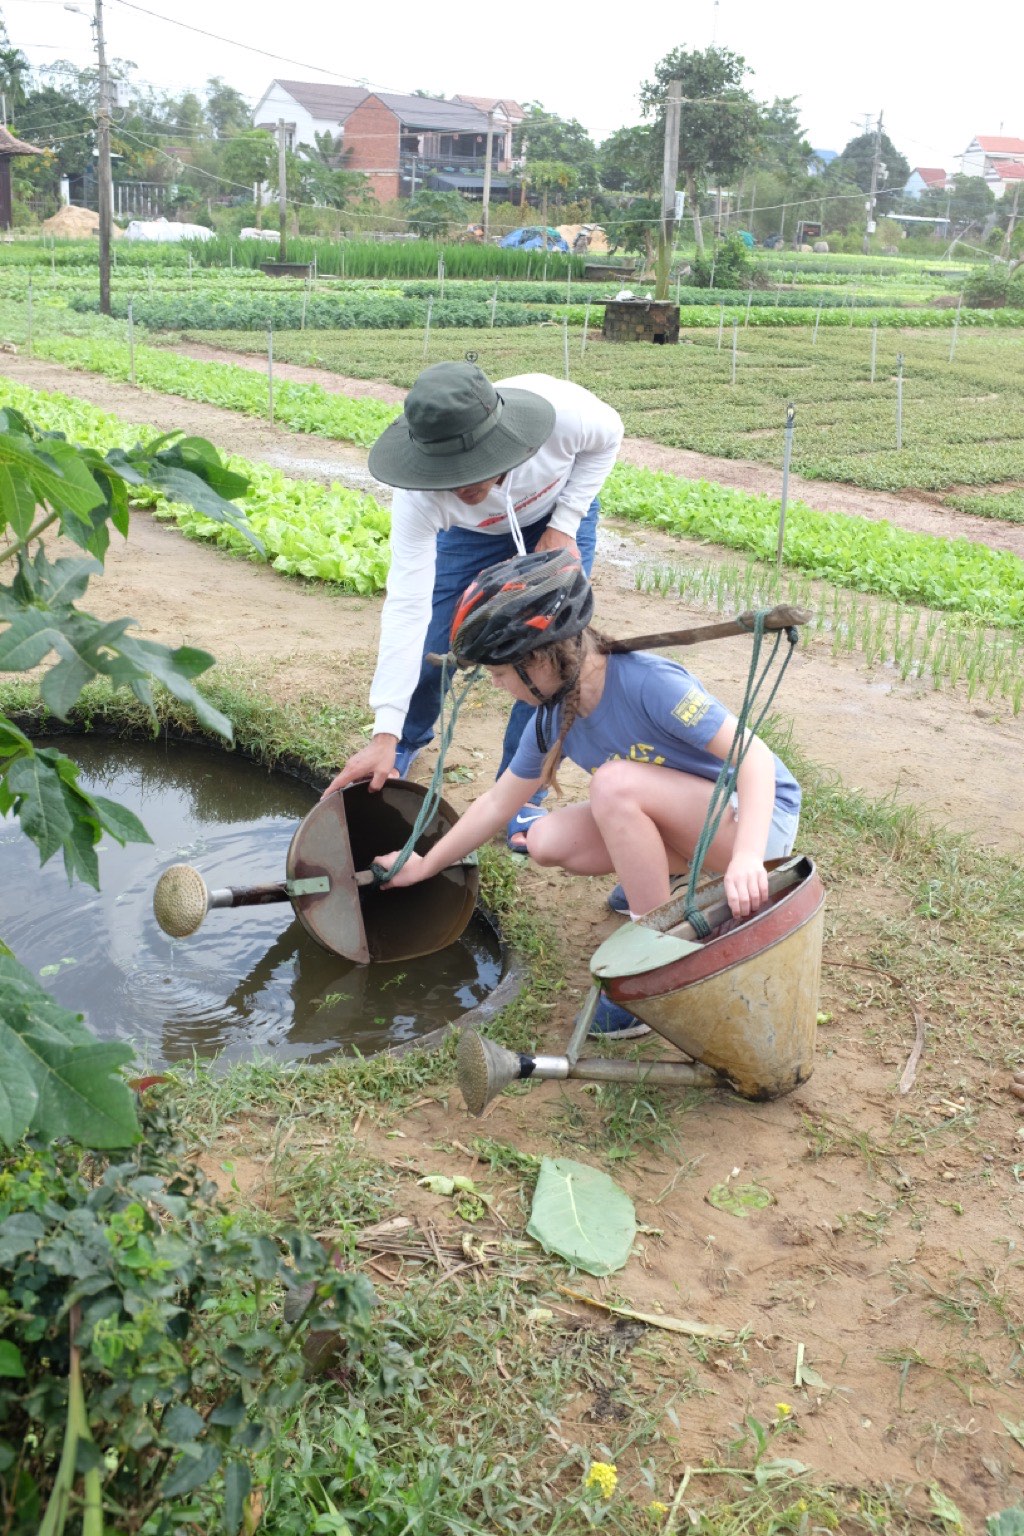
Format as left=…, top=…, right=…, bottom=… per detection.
left=723, top=852, right=769, bottom=919
left=373, top=850, right=427, bottom=889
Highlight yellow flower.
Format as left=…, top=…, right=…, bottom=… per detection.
left=648, top=1501, right=670, bottom=1517
left=584, top=1461, right=618, bottom=1499
left=775, top=1402, right=792, bottom=1417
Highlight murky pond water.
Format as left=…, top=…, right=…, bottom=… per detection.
left=1, top=737, right=503, bottom=1068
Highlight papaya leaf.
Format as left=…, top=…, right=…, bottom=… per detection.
left=0, top=955, right=138, bottom=1148
left=527, top=1157, right=637, bottom=1277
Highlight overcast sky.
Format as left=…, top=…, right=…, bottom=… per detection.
left=5, top=0, right=1020, bottom=172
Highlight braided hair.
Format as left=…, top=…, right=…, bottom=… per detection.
left=531, top=628, right=613, bottom=794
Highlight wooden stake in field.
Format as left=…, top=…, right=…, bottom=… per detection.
left=812, top=299, right=823, bottom=345
left=490, top=284, right=498, bottom=328
left=26, top=278, right=32, bottom=358
left=301, top=283, right=308, bottom=330
left=730, top=319, right=739, bottom=385
left=562, top=316, right=570, bottom=379
left=422, top=296, right=434, bottom=360
left=776, top=404, right=796, bottom=572
left=895, top=352, right=904, bottom=451
left=128, top=299, right=135, bottom=386
left=438, top=255, right=445, bottom=301
left=949, top=292, right=963, bottom=363
left=581, top=300, right=591, bottom=357
left=267, top=328, right=274, bottom=425
left=745, top=289, right=753, bottom=329
left=870, top=320, right=878, bottom=384
left=717, top=304, right=725, bottom=350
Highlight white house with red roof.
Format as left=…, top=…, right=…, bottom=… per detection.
left=960, top=135, right=1024, bottom=196
left=903, top=166, right=948, bottom=199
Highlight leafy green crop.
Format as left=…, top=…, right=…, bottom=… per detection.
left=0, top=378, right=393, bottom=593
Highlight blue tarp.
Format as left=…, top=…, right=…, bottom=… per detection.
left=498, top=226, right=569, bottom=252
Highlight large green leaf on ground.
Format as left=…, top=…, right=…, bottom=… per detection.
left=527, top=1156, right=637, bottom=1276
left=0, top=954, right=138, bottom=1148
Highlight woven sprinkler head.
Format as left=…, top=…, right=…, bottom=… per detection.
left=457, top=1030, right=524, bottom=1117
left=152, top=864, right=210, bottom=938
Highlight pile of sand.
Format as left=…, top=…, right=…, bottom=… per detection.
left=558, top=223, right=610, bottom=255
left=41, top=205, right=123, bottom=238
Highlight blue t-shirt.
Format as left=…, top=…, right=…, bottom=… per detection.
left=508, top=651, right=801, bottom=816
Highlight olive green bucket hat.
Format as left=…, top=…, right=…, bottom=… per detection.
left=368, top=362, right=556, bottom=490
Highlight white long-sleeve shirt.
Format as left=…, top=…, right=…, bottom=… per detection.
left=368, top=374, right=624, bottom=739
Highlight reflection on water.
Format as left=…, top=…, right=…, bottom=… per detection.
left=1, top=737, right=502, bottom=1068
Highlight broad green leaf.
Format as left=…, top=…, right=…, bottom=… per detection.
left=6, top=752, right=75, bottom=863
left=0, top=1213, right=45, bottom=1264
left=88, top=793, right=151, bottom=847
left=706, top=1182, right=774, bottom=1217
left=162, top=1443, right=222, bottom=1498
left=0, top=462, right=37, bottom=540
left=0, top=718, right=33, bottom=760
left=0, top=1341, right=25, bottom=1379
left=527, top=1157, right=636, bottom=1277
left=0, top=1032, right=40, bottom=1145
left=223, top=1459, right=251, bottom=1534
left=987, top=1510, right=1024, bottom=1536
left=35, top=553, right=103, bottom=609
left=27, top=1035, right=139, bottom=1148
left=0, top=610, right=58, bottom=672
left=161, top=1405, right=206, bottom=1445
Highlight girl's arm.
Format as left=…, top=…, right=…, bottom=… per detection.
left=704, top=720, right=776, bottom=918
left=374, top=771, right=543, bottom=887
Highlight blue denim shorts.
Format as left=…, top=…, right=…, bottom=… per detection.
left=729, top=793, right=800, bottom=859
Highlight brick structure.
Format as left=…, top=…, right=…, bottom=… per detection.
left=602, top=299, right=680, bottom=345
left=342, top=94, right=403, bottom=203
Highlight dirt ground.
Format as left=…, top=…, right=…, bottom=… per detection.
left=6, top=351, right=1024, bottom=1526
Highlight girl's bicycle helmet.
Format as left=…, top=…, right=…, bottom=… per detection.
left=450, top=549, right=593, bottom=667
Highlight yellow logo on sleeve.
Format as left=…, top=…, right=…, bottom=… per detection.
left=672, top=686, right=711, bottom=728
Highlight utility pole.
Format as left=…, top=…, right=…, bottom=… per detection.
left=1002, top=176, right=1021, bottom=257
left=656, top=79, right=682, bottom=300
left=481, top=108, right=495, bottom=240
left=94, top=0, right=113, bottom=315
left=277, top=118, right=288, bottom=262
left=862, top=109, right=883, bottom=255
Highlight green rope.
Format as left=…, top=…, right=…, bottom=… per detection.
left=372, top=657, right=482, bottom=886
left=683, top=613, right=799, bottom=938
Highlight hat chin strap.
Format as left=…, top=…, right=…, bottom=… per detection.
left=505, top=484, right=527, bottom=556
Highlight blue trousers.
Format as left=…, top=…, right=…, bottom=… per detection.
left=399, top=499, right=600, bottom=777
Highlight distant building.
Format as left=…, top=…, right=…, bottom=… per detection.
left=903, top=166, right=948, bottom=199
left=959, top=135, right=1024, bottom=197
left=252, top=80, right=520, bottom=202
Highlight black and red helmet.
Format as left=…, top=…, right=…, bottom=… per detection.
left=450, top=549, right=593, bottom=667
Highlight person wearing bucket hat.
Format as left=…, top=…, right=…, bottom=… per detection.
left=372, top=550, right=801, bottom=1039
left=325, top=362, right=623, bottom=848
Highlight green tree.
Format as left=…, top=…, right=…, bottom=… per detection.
left=640, top=45, right=766, bottom=254
left=754, top=97, right=812, bottom=179
left=297, top=129, right=368, bottom=214
left=597, top=125, right=657, bottom=195
left=205, top=75, right=251, bottom=139
left=515, top=102, right=598, bottom=201
left=405, top=187, right=469, bottom=238
left=222, top=126, right=275, bottom=221
left=920, top=173, right=994, bottom=232
left=522, top=157, right=574, bottom=236
left=0, top=410, right=258, bottom=1149
left=832, top=128, right=910, bottom=199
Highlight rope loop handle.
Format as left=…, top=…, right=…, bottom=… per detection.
left=374, top=657, right=483, bottom=887
left=682, top=609, right=800, bottom=933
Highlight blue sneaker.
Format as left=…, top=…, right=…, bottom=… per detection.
left=587, top=994, right=651, bottom=1040
left=606, top=874, right=688, bottom=916
left=393, top=743, right=421, bottom=779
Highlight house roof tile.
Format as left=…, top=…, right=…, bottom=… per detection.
left=453, top=95, right=525, bottom=120
left=912, top=166, right=947, bottom=185
left=997, top=160, right=1024, bottom=179
left=373, top=92, right=491, bottom=132
left=270, top=80, right=368, bottom=123
left=974, top=135, right=1024, bottom=154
